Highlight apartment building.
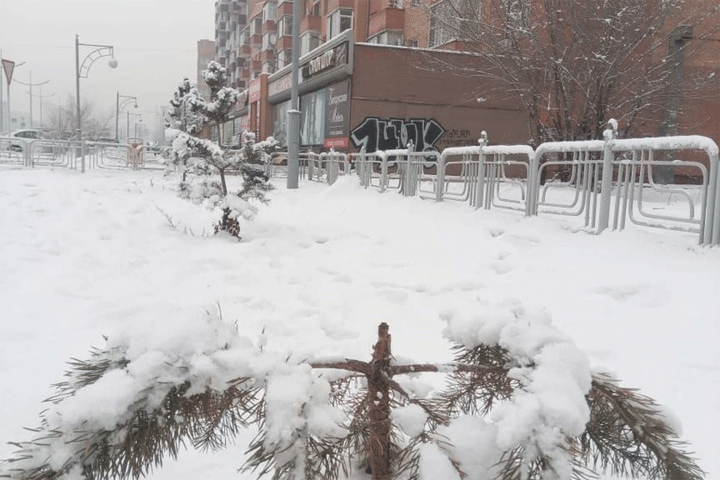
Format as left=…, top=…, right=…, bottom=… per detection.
left=197, top=39, right=216, bottom=100
left=209, top=0, right=718, bottom=153
left=214, top=0, right=436, bottom=86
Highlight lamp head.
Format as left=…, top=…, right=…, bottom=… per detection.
left=133, top=101, right=138, bottom=108
left=108, top=58, right=118, bottom=69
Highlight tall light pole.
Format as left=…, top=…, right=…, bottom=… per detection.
left=116, top=92, right=138, bottom=142
left=15, top=71, right=49, bottom=128
left=127, top=111, right=141, bottom=143
left=75, top=34, right=117, bottom=171
left=37, top=90, right=55, bottom=128
left=286, top=0, right=302, bottom=188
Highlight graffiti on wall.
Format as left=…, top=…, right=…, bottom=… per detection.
left=350, top=118, right=445, bottom=153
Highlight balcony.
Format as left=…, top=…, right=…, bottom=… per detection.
left=368, top=7, right=404, bottom=37
left=276, top=35, right=293, bottom=50
left=263, top=20, right=277, bottom=31
left=327, top=0, right=354, bottom=12
left=260, top=49, right=275, bottom=62
left=278, top=1, right=293, bottom=15
left=251, top=33, right=262, bottom=45
left=301, top=15, right=321, bottom=33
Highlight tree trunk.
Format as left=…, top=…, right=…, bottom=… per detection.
left=219, top=168, right=228, bottom=196
left=368, top=323, right=392, bottom=480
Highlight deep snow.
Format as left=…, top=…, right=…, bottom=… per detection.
left=0, top=166, right=718, bottom=479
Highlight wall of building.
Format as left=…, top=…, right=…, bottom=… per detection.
left=350, top=44, right=528, bottom=152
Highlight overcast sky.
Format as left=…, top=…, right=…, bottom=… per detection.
left=1, top=0, right=215, bottom=132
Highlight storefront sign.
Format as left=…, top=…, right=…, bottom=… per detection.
left=249, top=78, right=262, bottom=103
left=324, top=137, right=349, bottom=149
left=350, top=117, right=446, bottom=154
left=324, top=80, right=350, bottom=146
left=268, top=74, right=292, bottom=97
left=303, top=42, right=348, bottom=79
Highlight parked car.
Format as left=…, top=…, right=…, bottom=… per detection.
left=6, top=129, right=47, bottom=152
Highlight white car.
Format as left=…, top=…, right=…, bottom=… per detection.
left=6, top=129, right=47, bottom=152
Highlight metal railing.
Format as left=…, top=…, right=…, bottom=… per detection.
left=4, top=124, right=718, bottom=246
left=530, top=127, right=719, bottom=245
left=292, top=122, right=719, bottom=246
left=0, top=136, right=165, bottom=171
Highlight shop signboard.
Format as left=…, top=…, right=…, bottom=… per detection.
left=302, top=42, right=348, bottom=80
left=249, top=78, right=262, bottom=103
left=323, top=79, right=350, bottom=149
left=268, top=74, right=292, bottom=97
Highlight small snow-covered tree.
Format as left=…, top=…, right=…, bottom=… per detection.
left=166, top=77, right=204, bottom=136
left=0, top=300, right=704, bottom=480
left=165, top=63, right=276, bottom=239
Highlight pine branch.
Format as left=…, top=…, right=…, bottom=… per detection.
left=580, top=372, right=704, bottom=480
left=2, top=380, right=261, bottom=480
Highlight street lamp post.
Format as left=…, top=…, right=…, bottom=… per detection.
left=37, top=90, right=55, bottom=128
left=116, top=92, right=138, bottom=142
left=127, top=111, right=141, bottom=143
left=286, top=0, right=301, bottom=189
left=75, top=34, right=117, bottom=172
left=15, top=71, right=49, bottom=128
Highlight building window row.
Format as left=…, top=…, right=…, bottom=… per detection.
left=301, top=31, right=322, bottom=56
left=368, top=30, right=404, bottom=46
left=327, top=8, right=353, bottom=40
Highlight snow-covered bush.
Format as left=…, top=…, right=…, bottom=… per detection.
left=163, top=63, right=275, bottom=240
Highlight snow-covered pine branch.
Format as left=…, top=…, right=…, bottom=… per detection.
left=0, top=300, right=703, bottom=480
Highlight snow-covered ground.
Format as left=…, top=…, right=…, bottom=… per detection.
left=0, top=166, right=718, bottom=479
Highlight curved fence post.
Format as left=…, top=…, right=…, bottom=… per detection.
left=597, top=120, right=618, bottom=233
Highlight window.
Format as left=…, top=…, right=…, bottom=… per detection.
left=368, top=30, right=403, bottom=45
left=251, top=16, right=263, bottom=35
left=309, top=0, right=321, bottom=16
left=301, top=31, right=321, bottom=56
left=276, top=49, right=292, bottom=69
left=262, top=1, right=277, bottom=22
left=501, top=0, right=528, bottom=32
left=262, top=31, right=277, bottom=50
left=429, top=0, right=480, bottom=47
left=262, top=61, right=276, bottom=73
left=300, top=89, right=327, bottom=146
left=327, top=8, right=353, bottom=39
left=240, top=27, right=250, bottom=45
left=278, top=15, right=293, bottom=36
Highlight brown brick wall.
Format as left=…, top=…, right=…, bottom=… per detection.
left=350, top=44, right=529, bottom=150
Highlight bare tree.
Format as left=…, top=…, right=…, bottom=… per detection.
left=45, top=95, right=113, bottom=140
left=424, top=0, right=719, bottom=143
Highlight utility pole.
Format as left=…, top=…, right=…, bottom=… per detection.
left=286, top=0, right=301, bottom=188
left=15, top=71, right=49, bottom=128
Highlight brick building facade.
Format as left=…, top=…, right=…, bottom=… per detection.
left=207, top=0, right=719, bottom=152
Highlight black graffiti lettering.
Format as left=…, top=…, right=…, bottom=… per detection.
left=421, top=119, right=445, bottom=151
left=349, top=117, right=379, bottom=153
left=350, top=117, right=446, bottom=155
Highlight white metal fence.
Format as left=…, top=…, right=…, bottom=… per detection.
left=297, top=123, right=720, bottom=246
left=3, top=124, right=718, bottom=246
left=0, top=136, right=165, bottom=172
